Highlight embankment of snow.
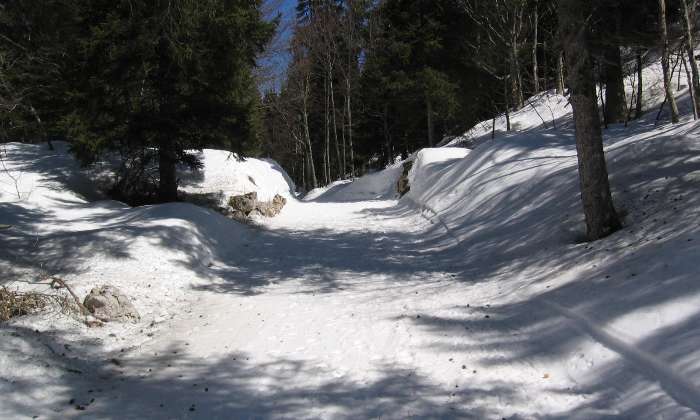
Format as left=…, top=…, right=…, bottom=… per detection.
left=406, top=148, right=470, bottom=203
left=304, top=163, right=404, bottom=202
left=180, top=149, right=296, bottom=205
left=1, top=143, right=255, bottom=354
left=394, top=62, right=700, bottom=417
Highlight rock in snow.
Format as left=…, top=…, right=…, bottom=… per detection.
left=83, top=286, right=140, bottom=323
left=397, top=160, right=414, bottom=197
left=228, top=192, right=287, bottom=219
left=257, top=194, right=287, bottom=218
left=228, top=192, right=259, bottom=218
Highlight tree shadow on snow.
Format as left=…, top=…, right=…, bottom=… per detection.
left=1, top=324, right=516, bottom=419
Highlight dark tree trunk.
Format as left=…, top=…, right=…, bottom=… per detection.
left=383, top=102, right=392, bottom=166
left=427, top=97, right=434, bottom=147
left=302, top=75, right=318, bottom=189
left=158, top=139, right=178, bottom=202
left=560, top=0, right=621, bottom=241
left=602, top=45, right=628, bottom=124
left=636, top=52, right=644, bottom=118
left=532, top=1, right=540, bottom=93
left=682, top=0, right=700, bottom=118
left=346, top=79, right=355, bottom=178
left=28, top=105, right=53, bottom=151
left=330, top=74, right=341, bottom=180
left=660, top=0, right=680, bottom=123
left=504, top=79, right=512, bottom=131
left=556, top=50, right=566, bottom=95
left=682, top=52, right=698, bottom=119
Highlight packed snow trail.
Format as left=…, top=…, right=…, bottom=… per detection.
left=76, top=199, right=570, bottom=419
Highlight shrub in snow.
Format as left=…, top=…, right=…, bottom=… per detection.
left=0, top=287, right=48, bottom=322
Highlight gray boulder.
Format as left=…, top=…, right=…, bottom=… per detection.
left=228, top=192, right=258, bottom=216
left=227, top=192, right=287, bottom=220
left=258, top=194, right=287, bottom=217
left=83, top=286, right=140, bottom=323
left=397, top=161, right=413, bottom=197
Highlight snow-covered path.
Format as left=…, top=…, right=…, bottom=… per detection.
left=44, top=199, right=576, bottom=419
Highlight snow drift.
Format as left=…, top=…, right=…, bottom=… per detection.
left=180, top=149, right=296, bottom=205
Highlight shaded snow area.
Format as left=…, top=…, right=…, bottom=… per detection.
left=3, top=76, right=700, bottom=419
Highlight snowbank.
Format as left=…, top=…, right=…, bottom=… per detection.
left=303, top=163, right=404, bottom=202
left=180, top=149, right=296, bottom=205
left=406, top=148, right=470, bottom=203
left=382, top=54, right=700, bottom=417
left=0, top=143, right=255, bottom=355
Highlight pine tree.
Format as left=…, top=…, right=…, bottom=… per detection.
left=0, top=0, right=79, bottom=147
left=65, top=0, right=276, bottom=202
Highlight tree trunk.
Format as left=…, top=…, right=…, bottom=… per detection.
left=346, top=78, right=355, bottom=178
left=682, top=0, right=700, bottom=118
left=29, top=104, right=53, bottom=151
left=511, top=4, right=525, bottom=109
left=560, top=0, right=621, bottom=241
left=324, top=76, right=330, bottom=184
left=532, top=1, right=540, bottom=93
left=341, top=107, right=347, bottom=177
left=556, top=50, right=566, bottom=95
left=636, top=52, right=644, bottom=118
left=660, top=0, right=680, bottom=123
left=302, top=76, right=318, bottom=189
left=426, top=97, right=434, bottom=147
left=602, top=45, right=628, bottom=124
left=682, top=53, right=698, bottom=119
left=504, top=79, right=512, bottom=131
left=158, top=138, right=178, bottom=202
left=330, top=72, right=341, bottom=180
left=383, top=102, right=392, bottom=166
left=511, top=44, right=524, bottom=109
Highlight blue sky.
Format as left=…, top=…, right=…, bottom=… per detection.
left=258, top=0, right=297, bottom=92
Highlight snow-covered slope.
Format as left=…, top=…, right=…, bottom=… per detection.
left=444, top=91, right=572, bottom=148
left=446, top=56, right=695, bottom=150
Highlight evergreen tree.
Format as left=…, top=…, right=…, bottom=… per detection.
left=0, top=0, right=79, bottom=147
left=65, top=1, right=275, bottom=202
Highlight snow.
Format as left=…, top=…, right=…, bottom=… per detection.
left=303, top=162, right=404, bottom=202
left=2, top=57, right=700, bottom=419
left=180, top=149, right=296, bottom=205
left=443, top=91, right=572, bottom=148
